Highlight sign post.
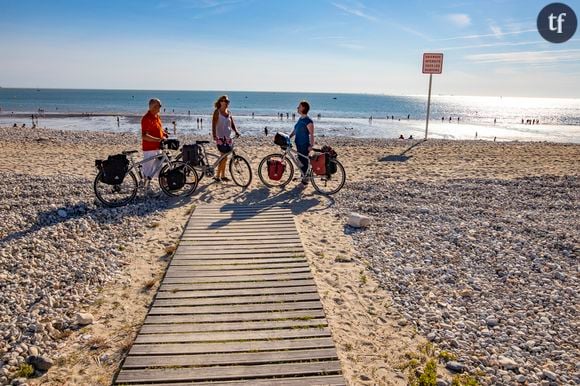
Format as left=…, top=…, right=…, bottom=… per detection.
left=422, top=53, right=443, bottom=139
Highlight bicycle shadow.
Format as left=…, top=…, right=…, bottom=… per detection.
left=194, top=186, right=336, bottom=229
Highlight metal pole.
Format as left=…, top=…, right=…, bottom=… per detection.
left=425, top=73, right=433, bottom=140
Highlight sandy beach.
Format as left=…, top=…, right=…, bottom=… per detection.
left=0, top=126, right=578, bottom=386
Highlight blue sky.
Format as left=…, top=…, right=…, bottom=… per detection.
left=0, top=0, right=579, bottom=97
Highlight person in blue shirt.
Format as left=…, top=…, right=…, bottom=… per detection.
left=289, top=100, right=315, bottom=186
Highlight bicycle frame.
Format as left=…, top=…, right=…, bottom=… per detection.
left=127, top=151, right=172, bottom=182
left=196, top=142, right=238, bottom=176
left=280, top=145, right=311, bottom=178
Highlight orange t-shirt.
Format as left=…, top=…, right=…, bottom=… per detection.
left=141, top=111, right=164, bottom=151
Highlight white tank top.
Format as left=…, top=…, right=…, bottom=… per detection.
left=216, top=112, right=232, bottom=138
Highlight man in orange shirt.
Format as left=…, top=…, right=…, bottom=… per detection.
left=141, top=98, right=167, bottom=189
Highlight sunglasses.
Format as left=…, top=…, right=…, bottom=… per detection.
left=221, top=100, right=230, bottom=104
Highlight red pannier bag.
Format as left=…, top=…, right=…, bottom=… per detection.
left=267, top=159, right=285, bottom=181
left=310, top=153, right=326, bottom=175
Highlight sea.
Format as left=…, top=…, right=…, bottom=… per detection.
left=1, top=88, right=579, bottom=143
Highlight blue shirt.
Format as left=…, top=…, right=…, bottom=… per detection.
left=294, top=116, right=313, bottom=146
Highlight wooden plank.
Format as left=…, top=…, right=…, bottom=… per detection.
left=144, top=309, right=325, bottom=324
left=165, top=267, right=311, bottom=278
left=168, top=261, right=309, bottom=270
left=162, top=273, right=313, bottom=284
left=115, top=204, right=343, bottom=385
left=116, top=361, right=341, bottom=383
left=134, top=327, right=331, bottom=344
left=155, top=286, right=319, bottom=299
left=122, top=347, right=336, bottom=368
left=139, top=318, right=327, bottom=334
left=128, top=337, right=337, bottom=355
left=121, top=375, right=345, bottom=386
left=149, top=301, right=323, bottom=315
left=159, top=279, right=316, bottom=291
left=179, top=238, right=302, bottom=244
left=177, top=242, right=304, bottom=249
left=173, top=252, right=305, bottom=259
left=154, top=293, right=321, bottom=307
left=171, top=258, right=307, bottom=267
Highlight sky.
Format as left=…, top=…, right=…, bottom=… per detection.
left=0, top=0, right=579, bottom=98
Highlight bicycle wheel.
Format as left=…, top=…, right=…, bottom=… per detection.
left=310, top=159, right=346, bottom=195
left=258, top=154, right=294, bottom=188
left=175, top=153, right=206, bottom=182
left=93, top=170, right=138, bottom=207
left=229, top=155, right=252, bottom=188
left=159, top=161, right=199, bottom=197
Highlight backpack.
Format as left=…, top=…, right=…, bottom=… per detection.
left=267, top=159, right=285, bottom=181
left=98, top=154, right=129, bottom=185
left=310, top=153, right=327, bottom=175
left=321, top=145, right=338, bottom=175
left=162, top=165, right=186, bottom=191
left=182, top=144, right=203, bottom=166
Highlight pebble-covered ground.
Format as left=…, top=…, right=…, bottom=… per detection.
left=338, top=176, right=579, bottom=385
left=0, top=172, right=172, bottom=385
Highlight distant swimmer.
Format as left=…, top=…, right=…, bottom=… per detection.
left=442, top=117, right=445, bottom=122
left=399, top=134, right=404, bottom=139
left=408, top=135, right=414, bottom=139
left=449, top=116, right=452, bottom=122
left=188, top=110, right=191, bottom=116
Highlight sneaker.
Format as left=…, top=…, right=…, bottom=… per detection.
left=221, top=176, right=230, bottom=182
left=213, top=177, right=221, bottom=183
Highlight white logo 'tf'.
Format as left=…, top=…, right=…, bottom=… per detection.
left=549, top=12, right=567, bottom=33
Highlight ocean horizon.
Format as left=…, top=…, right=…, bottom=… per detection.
left=1, top=88, right=579, bottom=143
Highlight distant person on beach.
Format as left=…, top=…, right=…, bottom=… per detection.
left=264, top=126, right=268, bottom=136
left=212, top=95, right=240, bottom=182
left=475, top=131, right=478, bottom=139
left=292, top=113, right=296, bottom=121
left=188, top=110, right=190, bottom=116
left=494, top=137, right=497, bottom=142
left=289, top=100, right=315, bottom=187
left=494, top=118, right=497, bottom=125
left=196, top=117, right=200, bottom=128
left=200, top=117, right=203, bottom=129
left=116, top=116, right=120, bottom=127
left=286, top=113, right=289, bottom=119
left=391, top=115, right=394, bottom=120
left=407, top=114, right=410, bottom=120
left=521, top=118, right=525, bottom=124
left=442, top=117, right=445, bottom=122
left=409, top=135, right=413, bottom=139
left=252, top=112, right=255, bottom=119
left=141, top=98, right=167, bottom=191
left=172, top=120, right=177, bottom=135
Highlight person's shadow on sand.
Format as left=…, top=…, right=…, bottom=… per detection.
left=194, top=186, right=335, bottom=229
left=379, top=139, right=426, bottom=162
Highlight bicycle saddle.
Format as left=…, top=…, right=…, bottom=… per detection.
left=195, top=140, right=210, bottom=144
left=122, top=150, right=138, bottom=155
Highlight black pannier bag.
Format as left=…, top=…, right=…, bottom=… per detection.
left=182, top=144, right=203, bottom=166
left=98, top=154, right=129, bottom=185
left=162, top=138, right=180, bottom=150
left=321, top=145, right=338, bottom=175
left=274, top=132, right=290, bottom=149
left=163, top=166, right=186, bottom=191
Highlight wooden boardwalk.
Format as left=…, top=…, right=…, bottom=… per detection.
left=114, top=204, right=345, bottom=385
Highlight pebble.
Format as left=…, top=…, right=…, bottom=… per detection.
left=75, top=312, right=94, bottom=326
left=445, top=361, right=465, bottom=373
left=27, top=355, right=53, bottom=371
left=337, top=175, right=579, bottom=383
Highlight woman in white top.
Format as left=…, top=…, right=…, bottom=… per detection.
left=212, top=95, right=240, bottom=182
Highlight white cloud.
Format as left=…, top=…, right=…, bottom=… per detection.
left=465, top=49, right=580, bottom=64
left=437, top=28, right=537, bottom=41
left=331, top=2, right=377, bottom=22
left=489, top=23, right=503, bottom=38
left=445, top=13, right=471, bottom=28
